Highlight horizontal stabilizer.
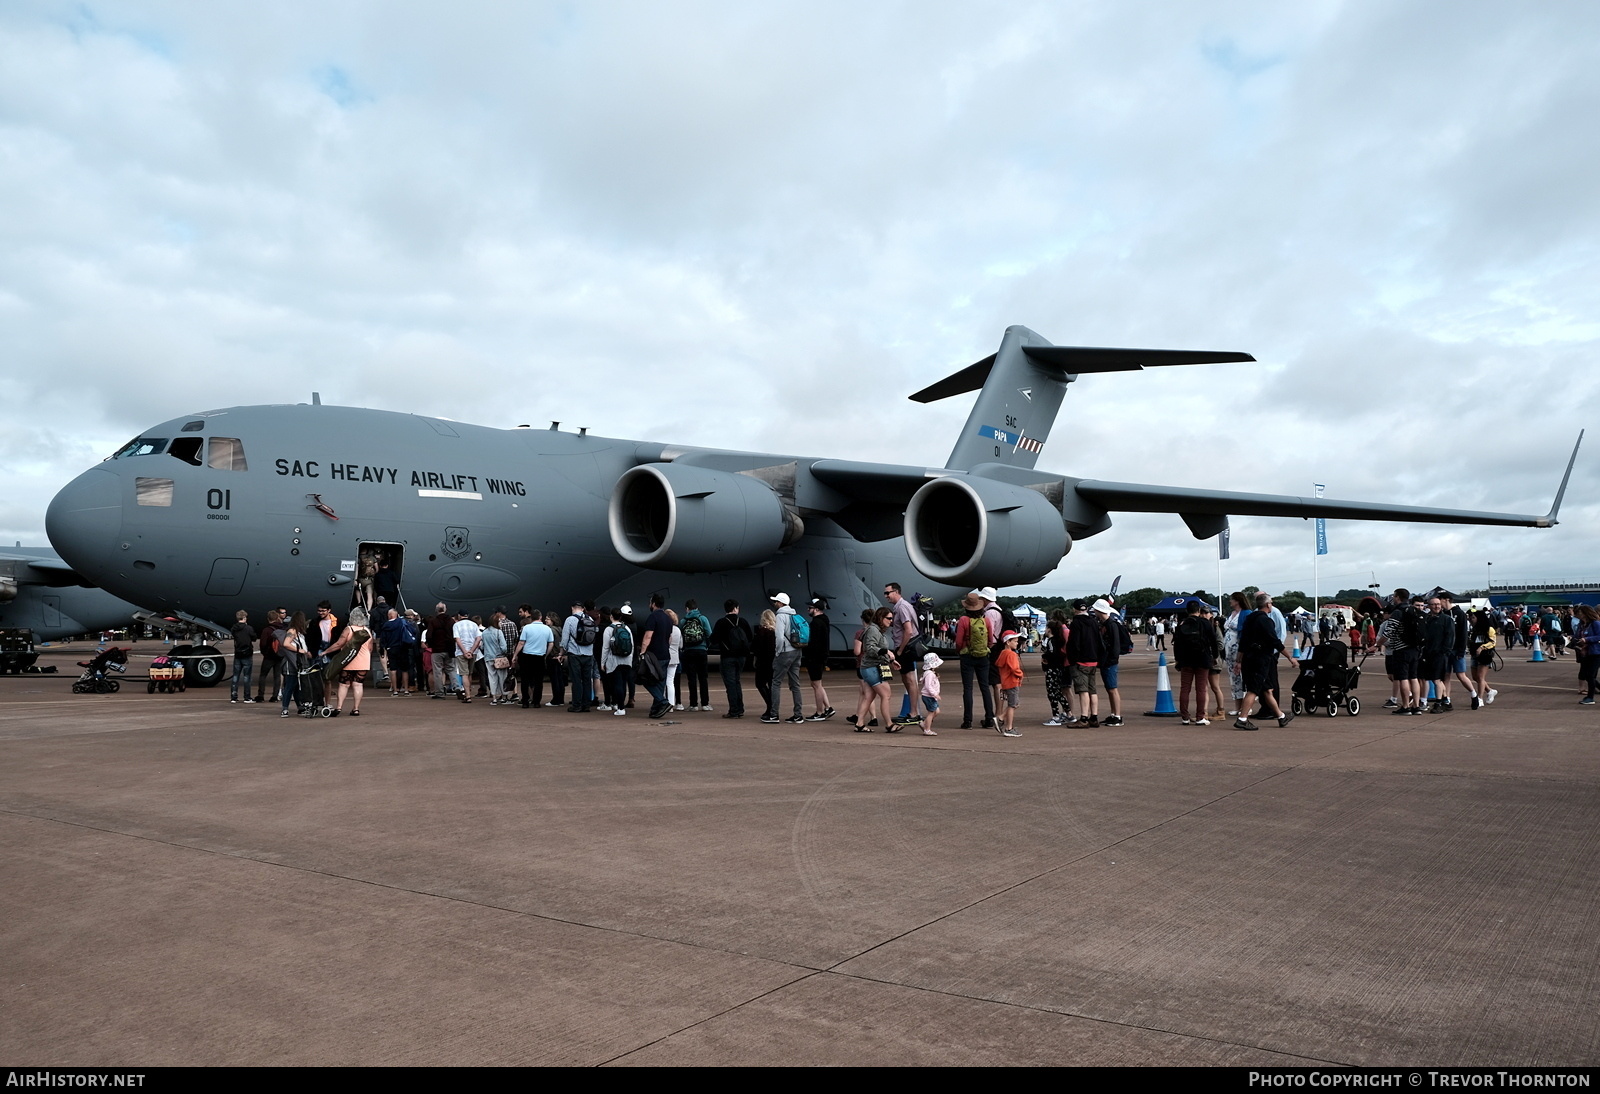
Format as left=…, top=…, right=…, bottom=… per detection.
left=1020, top=346, right=1255, bottom=374
left=909, top=346, right=1254, bottom=403
left=909, top=355, right=997, bottom=404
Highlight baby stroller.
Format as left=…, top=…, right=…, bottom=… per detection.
left=72, top=647, right=129, bottom=694
left=295, top=655, right=335, bottom=718
left=1290, top=640, right=1363, bottom=717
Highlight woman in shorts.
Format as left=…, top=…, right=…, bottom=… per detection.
left=323, top=607, right=375, bottom=717
left=854, top=607, right=896, bottom=732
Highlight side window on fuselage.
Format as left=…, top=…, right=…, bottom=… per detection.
left=207, top=437, right=248, bottom=471
left=135, top=478, right=174, bottom=506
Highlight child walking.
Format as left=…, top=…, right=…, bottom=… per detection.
left=919, top=652, right=942, bottom=736
left=996, top=631, right=1024, bottom=737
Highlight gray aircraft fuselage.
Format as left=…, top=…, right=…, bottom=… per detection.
left=45, top=328, right=1572, bottom=637
left=44, top=406, right=950, bottom=635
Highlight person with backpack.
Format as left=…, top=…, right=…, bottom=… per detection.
left=1173, top=598, right=1222, bottom=725
left=254, top=608, right=283, bottom=704
left=762, top=592, right=807, bottom=724
left=711, top=599, right=754, bottom=718
left=561, top=599, right=599, bottom=713
left=1378, top=598, right=1423, bottom=715
left=680, top=599, right=713, bottom=711
left=953, top=591, right=998, bottom=730
left=601, top=606, right=636, bottom=716
left=378, top=607, right=415, bottom=696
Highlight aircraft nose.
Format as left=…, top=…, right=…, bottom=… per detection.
left=46, top=468, right=123, bottom=580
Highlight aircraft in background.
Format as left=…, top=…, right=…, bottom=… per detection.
left=0, top=544, right=145, bottom=671
left=44, top=326, right=1580, bottom=641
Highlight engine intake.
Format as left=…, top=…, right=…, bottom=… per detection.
left=609, top=463, right=802, bottom=571
left=904, top=475, right=1070, bottom=586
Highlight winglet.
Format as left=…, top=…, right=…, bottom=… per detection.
left=1538, top=430, right=1583, bottom=527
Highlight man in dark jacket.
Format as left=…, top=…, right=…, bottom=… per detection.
left=1234, top=592, right=1296, bottom=730
left=229, top=610, right=257, bottom=704
left=1172, top=598, right=1222, bottom=725
left=425, top=602, right=454, bottom=697
left=1064, top=600, right=1104, bottom=727
left=1422, top=596, right=1456, bottom=713
left=253, top=608, right=282, bottom=704
left=711, top=600, right=754, bottom=718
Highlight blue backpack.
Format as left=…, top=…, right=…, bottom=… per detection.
left=789, top=614, right=810, bottom=647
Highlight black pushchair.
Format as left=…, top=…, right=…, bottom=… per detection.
left=1290, top=641, right=1363, bottom=717
left=72, top=647, right=129, bottom=693
left=294, top=655, right=334, bottom=718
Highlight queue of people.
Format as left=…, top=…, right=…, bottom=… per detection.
left=219, top=578, right=1593, bottom=730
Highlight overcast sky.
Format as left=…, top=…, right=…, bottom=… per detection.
left=3, top=0, right=1597, bottom=600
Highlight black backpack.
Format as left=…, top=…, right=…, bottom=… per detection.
left=575, top=613, right=600, bottom=647
left=1174, top=616, right=1208, bottom=658
left=1399, top=605, right=1425, bottom=647
left=681, top=613, right=707, bottom=646
left=721, top=615, right=751, bottom=657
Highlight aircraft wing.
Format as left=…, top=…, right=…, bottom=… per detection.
left=1074, top=481, right=1558, bottom=528
left=0, top=553, right=96, bottom=588
left=1075, top=428, right=1581, bottom=533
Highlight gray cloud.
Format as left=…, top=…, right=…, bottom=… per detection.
left=1, top=0, right=1595, bottom=596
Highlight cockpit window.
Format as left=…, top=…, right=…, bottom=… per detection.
left=169, top=437, right=203, bottom=466
left=180, top=421, right=205, bottom=432
left=207, top=437, right=248, bottom=471
left=111, top=438, right=168, bottom=459
left=135, top=478, right=174, bottom=506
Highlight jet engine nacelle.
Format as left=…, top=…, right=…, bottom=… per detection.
left=0, top=577, right=16, bottom=604
left=904, top=475, right=1070, bottom=587
left=609, top=463, right=803, bottom=572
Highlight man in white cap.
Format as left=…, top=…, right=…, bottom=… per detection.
left=762, top=592, right=807, bottom=724
left=1092, top=598, right=1127, bottom=726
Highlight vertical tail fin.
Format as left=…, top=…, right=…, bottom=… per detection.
left=910, top=326, right=1254, bottom=472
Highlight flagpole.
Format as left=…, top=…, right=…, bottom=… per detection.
left=1313, top=483, right=1326, bottom=620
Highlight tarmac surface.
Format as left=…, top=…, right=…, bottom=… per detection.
left=2, top=640, right=1597, bottom=1066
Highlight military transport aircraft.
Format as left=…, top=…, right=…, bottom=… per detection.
left=0, top=545, right=144, bottom=666
left=45, top=326, right=1581, bottom=648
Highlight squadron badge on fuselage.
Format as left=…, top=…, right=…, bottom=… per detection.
left=442, top=527, right=471, bottom=561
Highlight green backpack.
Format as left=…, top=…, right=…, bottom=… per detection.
left=965, top=614, right=990, bottom=658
